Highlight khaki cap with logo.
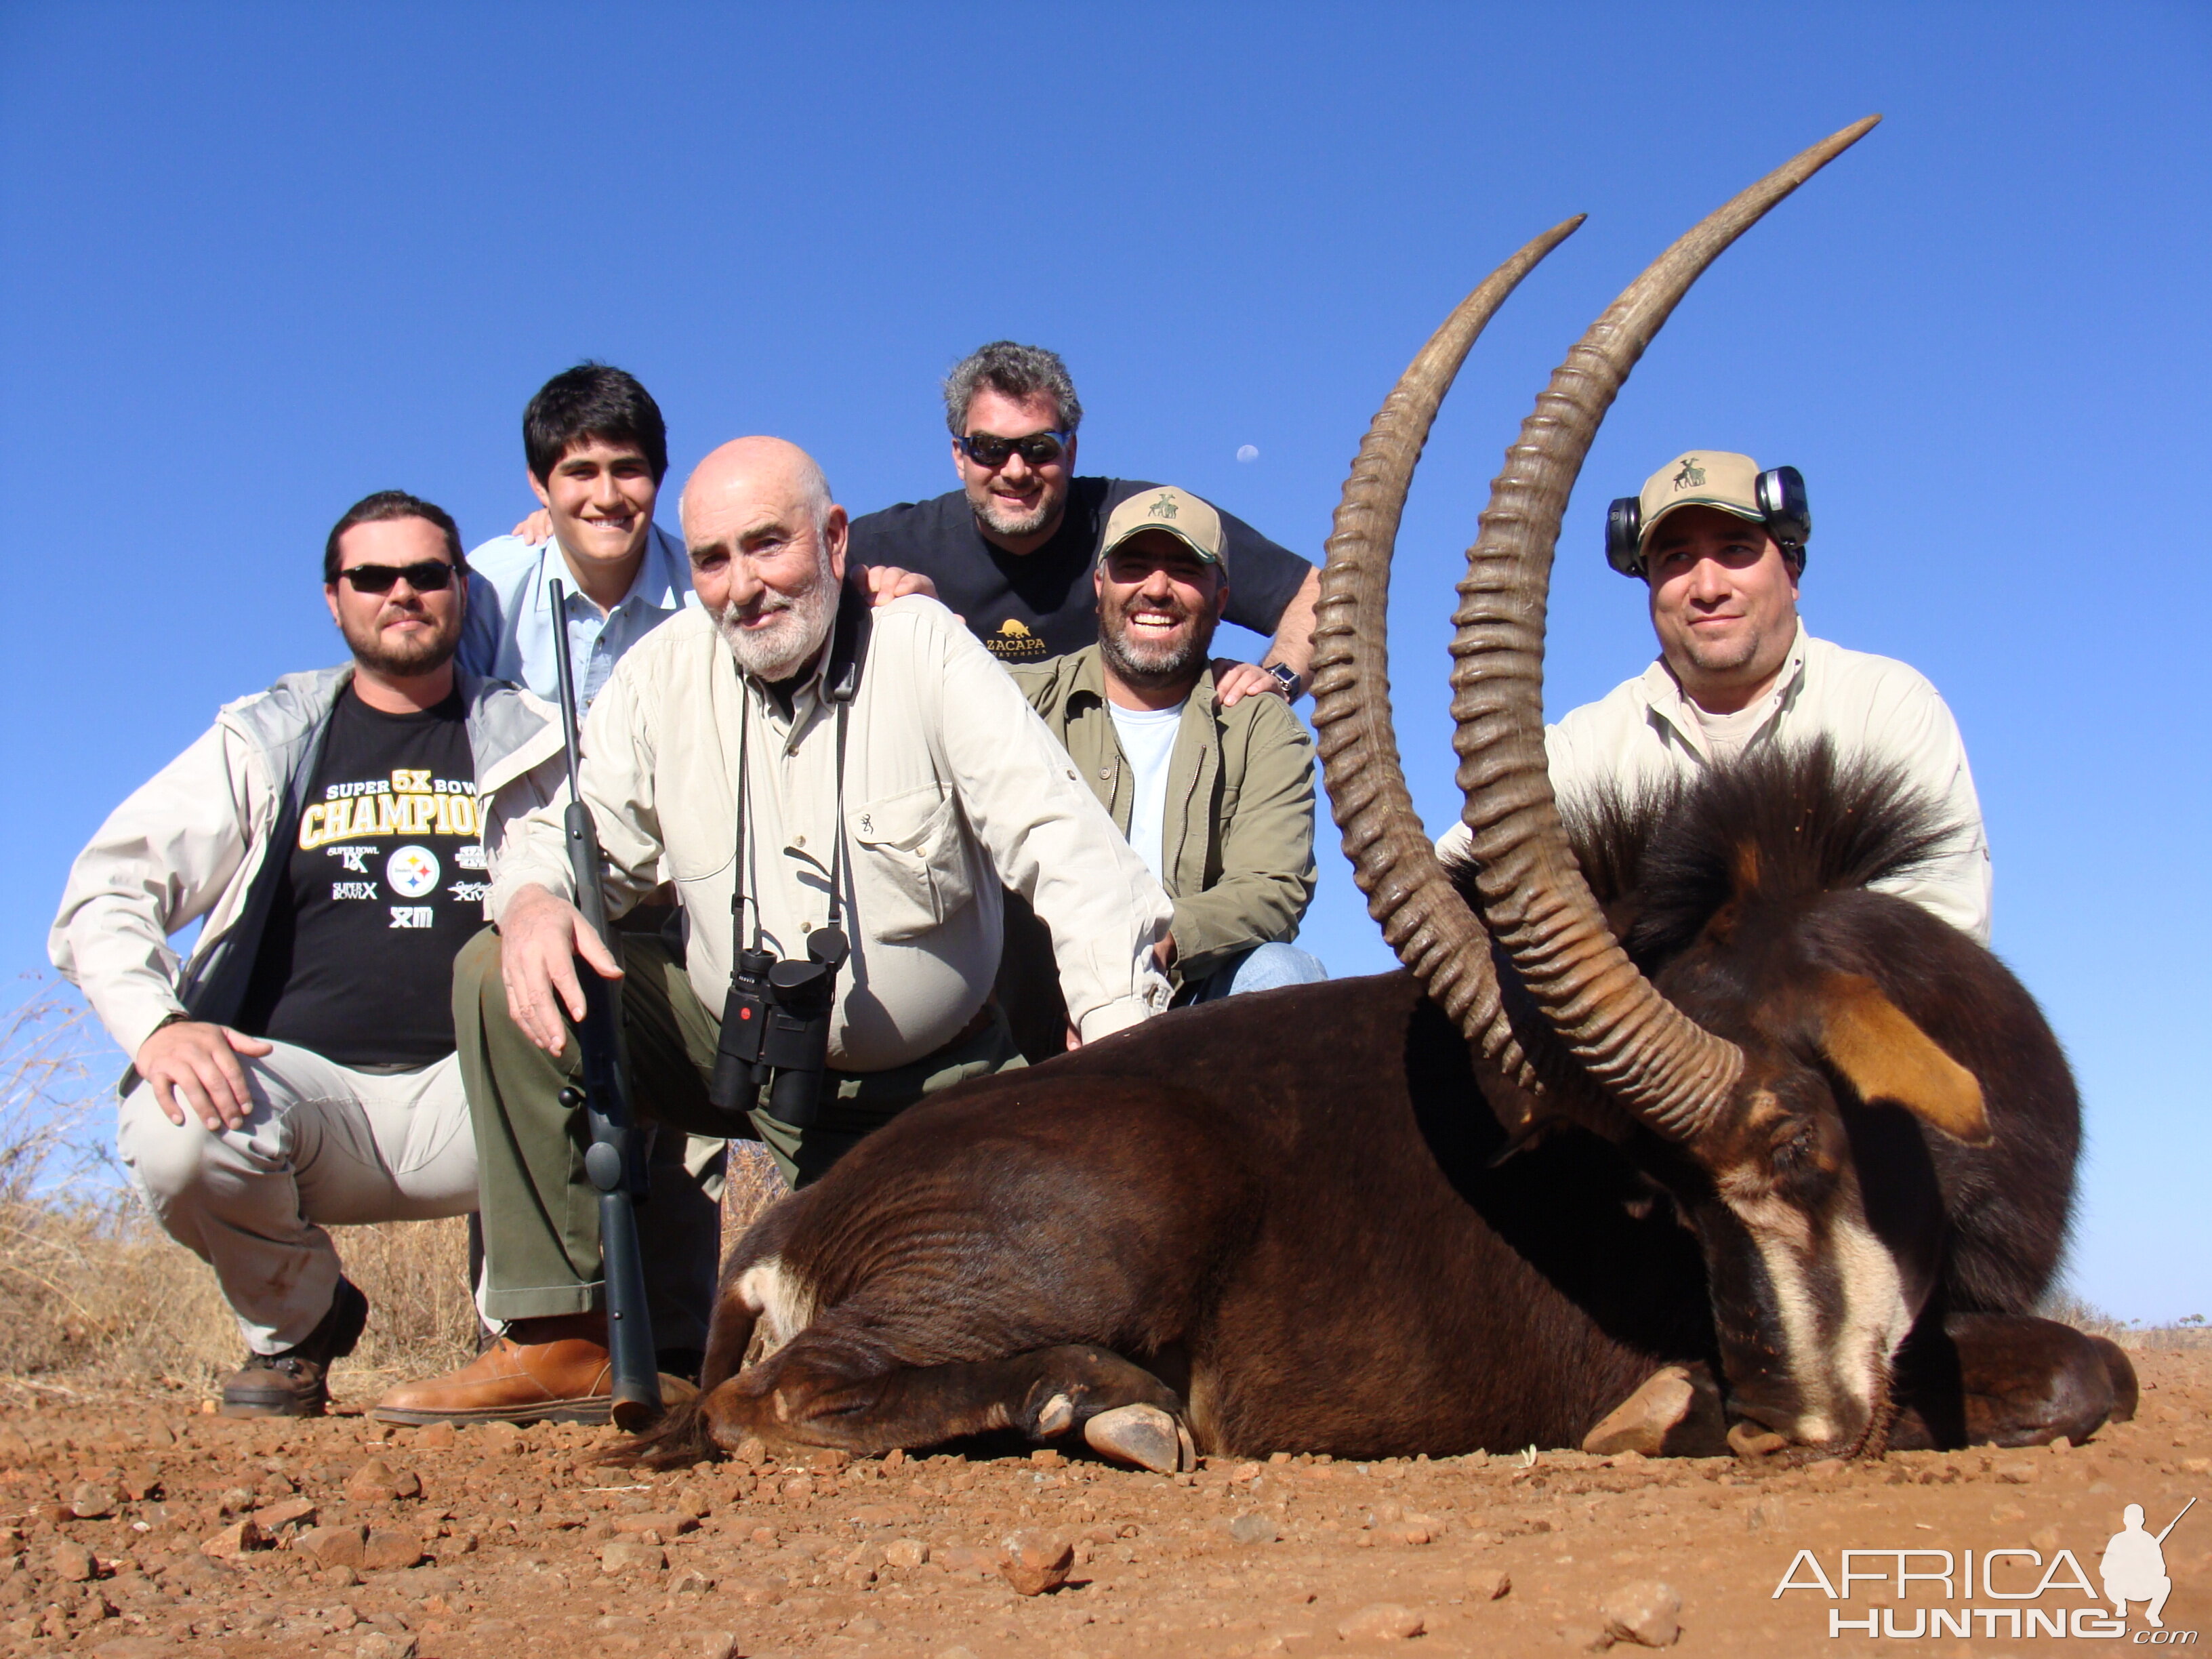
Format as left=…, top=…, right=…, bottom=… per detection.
left=1637, top=451, right=1765, bottom=550
left=1099, top=486, right=1225, bottom=567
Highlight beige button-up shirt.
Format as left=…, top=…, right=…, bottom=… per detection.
left=491, top=596, right=1174, bottom=1071
left=1439, top=623, right=1992, bottom=943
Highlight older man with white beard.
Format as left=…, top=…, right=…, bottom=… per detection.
left=373, top=437, right=1173, bottom=1426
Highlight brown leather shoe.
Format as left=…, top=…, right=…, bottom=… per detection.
left=371, top=1332, right=614, bottom=1427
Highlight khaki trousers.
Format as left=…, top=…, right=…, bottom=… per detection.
left=453, top=926, right=1023, bottom=1327
left=117, top=1044, right=477, bottom=1355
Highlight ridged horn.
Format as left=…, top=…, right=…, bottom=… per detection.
left=1449, top=116, right=1881, bottom=1140
left=1311, top=217, right=1582, bottom=1088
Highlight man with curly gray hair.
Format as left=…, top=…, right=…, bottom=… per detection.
left=847, top=342, right=1321, bottom=704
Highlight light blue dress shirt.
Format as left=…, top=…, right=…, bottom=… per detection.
left=459, top=523, right=699, bottom=716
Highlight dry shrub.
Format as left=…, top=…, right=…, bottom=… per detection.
left=722, top=1140, right=791, bottom=1253
left=0, top=981, right=479, bottom=1393
left=0, top=1202, right=478, bottom=1391
left=0, top=983, right=797, bottom=1395
left=2037, top=1286, right=2125, bottom=1340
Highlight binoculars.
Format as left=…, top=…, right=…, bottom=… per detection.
left=708, top=926, right=850, bottom=1128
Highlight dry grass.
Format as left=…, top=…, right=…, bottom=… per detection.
left=0, top=980, right=794, bottom=1399
left=722, top=1140, right=789, bottom=1244
left=0, top=980, right=490, bottom=1392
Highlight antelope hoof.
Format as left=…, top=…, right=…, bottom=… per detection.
left=1582, top=1363, right=1729, bottom=1458
left=1083, top=1404, right=1186, bottom=1474
left=2088, top=1336, right=2138, bottom=1423
left=1035, top=1391, right=1077, bottom=1437
left=1728, top=1420, right=1789, bottom=1460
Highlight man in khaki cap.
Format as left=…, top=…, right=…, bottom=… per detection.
left=1442, top=449, right=1991, bottom=941
left=999, top=485, right=1324, bottom=1054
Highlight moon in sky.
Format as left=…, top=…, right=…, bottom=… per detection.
left=1236, top=444, right=1258, bottom=463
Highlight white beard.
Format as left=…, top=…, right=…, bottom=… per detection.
left=715, top=552, right=837, bottom=682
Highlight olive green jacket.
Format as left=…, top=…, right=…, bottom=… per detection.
left=1008, top=646, right=1317, bottom=989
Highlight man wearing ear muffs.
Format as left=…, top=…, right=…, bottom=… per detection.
left=1441, top=450, right=1990, bottom=942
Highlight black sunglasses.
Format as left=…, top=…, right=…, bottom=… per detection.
left=337, top=560, right=457, bottom=594
left=958, top=429, right=1072, bottom=468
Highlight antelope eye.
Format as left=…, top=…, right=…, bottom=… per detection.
left=1771, top=1124, right=1812, bottom=1174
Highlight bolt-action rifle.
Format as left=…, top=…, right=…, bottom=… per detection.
left=548, top=579, right=661, bottom=1429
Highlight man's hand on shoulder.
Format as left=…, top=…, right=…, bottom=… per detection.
left=851, top=564, right=943, bottom=609
left=510, top=507, right=554, bottom=544
left=136, top=1020, right=273, bottom=1132
left=1212, top=659, right=1301, bottom=708
left=498, top=884, right=623, bottom=1056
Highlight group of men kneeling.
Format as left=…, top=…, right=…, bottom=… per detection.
left=49, top=348, right=1993, bottom=1427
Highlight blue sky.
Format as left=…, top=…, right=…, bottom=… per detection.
left=2, top=3, right=2205, bottom=1319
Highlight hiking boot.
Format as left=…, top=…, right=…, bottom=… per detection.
left=370, top=1324, right=615, bottom=1427
left=220, top=1277, right=369, bottom=1418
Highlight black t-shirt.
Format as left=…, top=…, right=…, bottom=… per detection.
left=846, top=477, right=1312, bottom=664
left=237, top=686, right=484, bottom=1067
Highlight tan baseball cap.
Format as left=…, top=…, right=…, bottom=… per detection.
left=1637, top=451, right=1765, bottom=550
left=1100, top=486, right=1224, bottom=567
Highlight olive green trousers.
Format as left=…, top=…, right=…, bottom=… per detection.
left=452, top=926, right=1023, bottom=1328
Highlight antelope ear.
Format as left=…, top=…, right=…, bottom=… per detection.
left=1814, top=973, right=1991, bottom=1145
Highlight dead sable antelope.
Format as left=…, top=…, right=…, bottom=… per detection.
left=621, top=119, right=2129, bottom=1471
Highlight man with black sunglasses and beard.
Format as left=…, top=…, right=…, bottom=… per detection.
left=50, top=491, right=569, bottom=1417
left=846, top=342, right=1322, bottom=704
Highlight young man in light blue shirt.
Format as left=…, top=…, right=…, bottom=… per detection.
left=459, top=363, right=698, bottom=716
left=457, top=363, right=722, bottom=1382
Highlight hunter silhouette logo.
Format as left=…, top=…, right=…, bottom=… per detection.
left=987, top=618, right=1047, bottom=661
left=1673, top=457, right=1706, bottom=491
left=1773, top=1495, right=2199, bottom=1641
left=1147, top=491, right=1180, bottom=519
left=2103, top=1499, right=2192, bottom=1629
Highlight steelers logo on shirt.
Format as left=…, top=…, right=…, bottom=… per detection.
left=387, top=845, right=441, bottom=899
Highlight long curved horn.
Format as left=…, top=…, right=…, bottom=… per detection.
left=1449, top=117, right=1881, bottom=1139
left=1311, top=218, right=1582, bottom=1094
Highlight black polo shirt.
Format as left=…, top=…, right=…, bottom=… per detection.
left=846, top=477, right=1311, bottom=665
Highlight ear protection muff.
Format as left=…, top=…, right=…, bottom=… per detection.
left=1604, top=497, right=1645, bottom=575
left=1605, top=464, right=1812, bottom=577
left=1755, top=465, right=1811, bottom=567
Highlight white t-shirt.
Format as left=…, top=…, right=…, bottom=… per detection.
left=1687, top=697, right=1768, bottom=762
left=1107, top=701, right=1185, bottom=885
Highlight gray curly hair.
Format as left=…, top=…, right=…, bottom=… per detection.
left=942, top=342, right=1084, bottom=437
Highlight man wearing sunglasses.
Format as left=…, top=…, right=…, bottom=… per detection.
left=50, top=491, right=571, bottom=1417
left=846, top=342, right=1322, bottom=702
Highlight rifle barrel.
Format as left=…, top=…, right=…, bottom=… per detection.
left=2157, top=1496, right=2196, bottom=1544
left=544, top=579, right=661, bottom=1426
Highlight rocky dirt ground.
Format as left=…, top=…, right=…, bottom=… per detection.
left=0, top=1344, right=2203, bottom=1659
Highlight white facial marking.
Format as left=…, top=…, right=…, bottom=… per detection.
left=1824, top=1192, right=1913, bottom=1427
left=1732, top=1191, right=1838, bottom=1442
left=736, top=1254, right=816, bottom=1357
left=1721, top=1177, right=1912, bottom=1448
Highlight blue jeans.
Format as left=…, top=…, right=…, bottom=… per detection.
left=1189, top=941, right=1329, bottom=1004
